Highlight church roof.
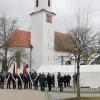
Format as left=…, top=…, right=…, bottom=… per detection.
left=8, top=30, right=31, bottom=48
left=54, top=32, right=74, bottom=52
left=30, top=9, right=56, bottom=15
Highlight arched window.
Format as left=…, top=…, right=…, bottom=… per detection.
left=48, top=0, right=50, bottom=7
left=36, top=0, right=39, bottom=7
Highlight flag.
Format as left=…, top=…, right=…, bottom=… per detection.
left=23, top=64, right=26, bottom=75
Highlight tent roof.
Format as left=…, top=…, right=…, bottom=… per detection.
left=38, top=65, right=100, bottom=73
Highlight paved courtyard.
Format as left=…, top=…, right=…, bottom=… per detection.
left=50, top=92, right=100, bottom=100
left=0, top=89, right=48, bottom=100
left=0, top=89, right=100, bottom=100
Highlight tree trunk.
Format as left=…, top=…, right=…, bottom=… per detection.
left=77, top=56, right=80, bottom=99
left=2, top=49, right=8, bottom=75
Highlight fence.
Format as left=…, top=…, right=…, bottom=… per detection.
left=0, top=82, right=100, bottom=94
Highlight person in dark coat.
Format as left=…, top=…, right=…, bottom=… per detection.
left=1, top=74, right=5, bottom=89
left=32, top=71, right=37, bottom=87
left=6, top=73, right=12, bottom=89
left=38, top=73, right=41, bottom=87
left=63, top=74, right=67, bottom=88
left=47, top=73, right=52, bottom=91
left=66, top=74, right=71, bottom=87
left=27, top=73, right=33, bottom=89
left=34, top=74, right=40, bottom=90
left=39, top=73, right=46, bottom=91
left=0, top=74, right=2, bottom=88
left=59, top=75, right=64, bottom=92
left=52, top=74, right=55, bottom=87
left=57, top=72, right=61, bottom=88
left=12, top=74, right=17, bottom=89
left=23, top=74, right=28, bottom=89
left=0, top=74, right=5, bottom=89
left=18, top=73, right=22, bottom=89
left=73, top=73, right=77, bottom=91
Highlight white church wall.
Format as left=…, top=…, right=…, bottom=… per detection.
left=31, top=12, right=44, bottom=70
left=42, top=12, right=55, bottom=65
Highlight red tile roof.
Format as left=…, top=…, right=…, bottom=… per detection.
left=54, top=31, right=74, bottom=52
left=8, top=30, right=31, bottom=48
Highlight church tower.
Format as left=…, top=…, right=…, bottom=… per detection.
left=30, top=0, right=56, bottom=70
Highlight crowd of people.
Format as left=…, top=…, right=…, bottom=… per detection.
left=0, top=71, right=77, bottom=92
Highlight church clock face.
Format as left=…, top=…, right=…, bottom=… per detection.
left=46, top=13, right=52, bottom=23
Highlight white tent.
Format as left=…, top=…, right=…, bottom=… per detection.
left=38, top=65, right=100, bottom=88
left=38, top=65, right=100, bottom=73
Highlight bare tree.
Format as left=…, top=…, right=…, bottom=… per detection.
left=0, top=14, right=17, bottom=74
left=67, top=11, right=98, bottom=98
left=55, top=10, right=98, bottom=98
left=15, top=48, right=30, bottom=67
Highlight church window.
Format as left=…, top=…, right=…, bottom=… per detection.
left=36, top=0, right=39, bottom=7
left=48, top=0, right=51, bottom=7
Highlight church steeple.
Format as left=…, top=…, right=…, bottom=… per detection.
left=30, top=0, right=56, bottom=69
left=34, top=0, right=52, bottom=12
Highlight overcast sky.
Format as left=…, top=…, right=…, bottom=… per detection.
left=0, top=0, right=100, bottom=32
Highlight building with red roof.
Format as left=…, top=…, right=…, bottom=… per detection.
left=8, top=29, right=31, bottom=48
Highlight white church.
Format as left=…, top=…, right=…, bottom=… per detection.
left=7, top=0, right=75, bottom=73
left=7, top=0, right=99, bottom=72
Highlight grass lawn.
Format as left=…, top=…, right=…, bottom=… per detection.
left=64, top=97, right=100, bottom=100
